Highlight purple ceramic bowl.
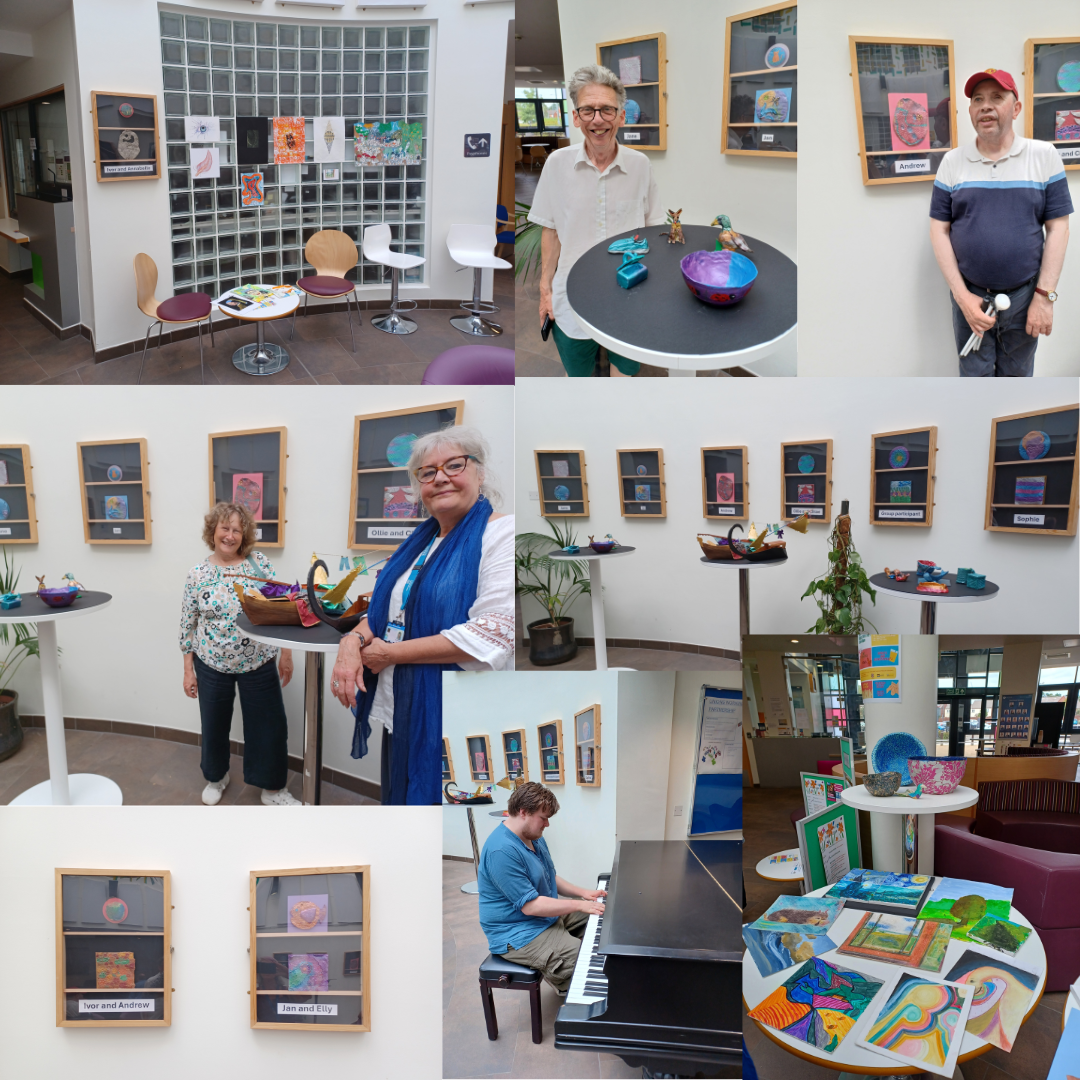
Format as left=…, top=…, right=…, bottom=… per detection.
left=589, top=541, right=616, bottom=554
left=907, top=755, right=966, bottom=795
left=680, top=249, right=758, bottom=307
left=37, top=587, right=79, bottom=609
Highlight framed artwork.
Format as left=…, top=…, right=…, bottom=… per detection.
left=616, top=449, right=666, bottom=517
left=596, top=33, right=667, bottom=151
left=984, top=403, right=1078, bottom=536
left=348, top=402, right=464, bottom=549
left=1025, top=37, right=1080, bottom=170
left=250, top=866, right=369, bottom=1031
left=55, top=869, right=171, bottom=1027
left=466, top=734, right=493, bottom=783
left=534, top=451, right=589, bottom=518
left=780, top=439, right=832, bottom=523
left=501, top=728, right=529, bottom=783
left=76, top=439, right=151, bottom=544
left=794, top=801, right=862, bottom=892
left=90, top=92, right=161, bottom=182
left=208, top=427, right=287, bottom=548
left=574, top=704, right=601, bottom=787
left=236, top=116, right=270, bottom=166
left=273, top=117, right=306, bottom=164
left=722, top=4, right=798, bottom=158
left=701, top=446, right=749, bottom=521
left=315, top=117, right=347, bottom=163
left=441, top=737, right=455, bottom=784
left=0, top=444, right=38, bottom=543
left=869, top=426, right=937, bottom=527
left=848, top=37, right=957, bottom=185
left=537, top=719, right=565, bottom=785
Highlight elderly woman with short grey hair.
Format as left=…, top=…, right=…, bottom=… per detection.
left=329, top=426, right=513, bottom=805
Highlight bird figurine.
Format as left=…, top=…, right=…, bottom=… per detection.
left=901, top=784, right=924, bottom=800
left=712, top=214, right=753, bottom=254
left=661, top=208, right=685, bottom=245
left=786, top=513, right=811, bottom=534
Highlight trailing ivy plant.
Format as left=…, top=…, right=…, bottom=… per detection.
left=515, top=520, right=591, bottom=628
left=802, top=510, right=877, bottom=634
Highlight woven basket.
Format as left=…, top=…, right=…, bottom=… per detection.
left=232, top=583, right=302, bottom=626
left=697, top=534, right=734, bottom=560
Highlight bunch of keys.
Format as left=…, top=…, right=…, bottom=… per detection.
left=960, top=293, right=1010, bottom=357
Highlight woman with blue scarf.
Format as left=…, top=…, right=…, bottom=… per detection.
left=330, top=427, right=513, bottom=805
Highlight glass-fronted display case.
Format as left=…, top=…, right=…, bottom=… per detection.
left=501, top=728, right=529, bottom=782
left=466, top=733, right=493, bottom=783
left=76, top=439, right=152, bottom=544
left=209, top=426, right=287, bottom=546
left=701, top=446, right=749, bottom=521
left=869, top=426, right=937, bottom=527
left=617, top=448, right=666, bottom=517
left=537, top=718, right=565, bottom=784
left=574, top=704, right=601, bottom=787
left=0, top=444, right=38, bottom=543
left=596, top=33, right=667, bottom=150
left=780, top=439, right=832, bottom=523
left=1025, top=37, right=1080, bottom=170
left=534, top=450, right=589, bottom=518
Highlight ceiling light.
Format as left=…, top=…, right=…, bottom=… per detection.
left=790, top=639, right=799, bottom=643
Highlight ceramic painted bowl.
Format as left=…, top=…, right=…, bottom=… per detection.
left=37, top=587, right=79, bottom=609
left=864, top=771, right=902, bottom=797
left=907, top=755, right=966, bottom=795
left=917, top=565, right=947, bottom=582
left=871, top=731, right=928, bottom=786
left=680, top=249, right=758, bottom=307
left=589, top=541, right=616, bottom=554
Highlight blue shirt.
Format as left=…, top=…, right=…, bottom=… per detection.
left=478, top=822, right=558, bottom=953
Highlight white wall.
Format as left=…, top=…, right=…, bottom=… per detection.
left=515, top=378, right=1080, bottom=648
left=614, top=670, right=674, bottom=841
left=3, top=385, right=513, bottom=790
left=0, top=805, right=441, bottom=1080
left=799, top=0, right=1080, bottom=376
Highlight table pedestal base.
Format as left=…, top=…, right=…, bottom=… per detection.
left=920, top=600, right=937, bottom=634
left=902, top=813, right=919, bottom=874
left=301, top=652, right=324, bottom=806
left=10, top=773, right=123, bottom=806
left=232, top=319, right=290, bottom=375
left=739, top=567, right=750, bottom=639
left=589, top=560, right=608, bottom=671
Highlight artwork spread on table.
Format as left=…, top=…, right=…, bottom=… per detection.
left=635, top=484, right=651, bottom=502
left=184, top=115, right=221, bottom=143
left=1049, top=1009, right=1080, bottom=1080
left=1056, top=110, right=1080, bottom=141
left=618, top=56, right=642, bottom=85
left=385, top=432, right=418, bottom=467
left=288, top=952, right=329, bottom=992
left=1014, top=476, right=1046, bottom=505
left=890, top=479, right=912, bottom=503
left=836, top=911, right=950, bottom=970
left=747, top=956, right=884, bottom=1054
left=105, top=495, right=129, bottom=520
left=817, top=816, right=851, bottom=884
left=314, top=116, right=346, bottom=163
left=966, top=914, right=1033, bottom=956
left=742, top=925, right=837, bottom=978
left=240, top=172, right=264, bottom=206
left=383, top=486, right=419, bottom=518
left=889, top=445, right=910, bottom=468
left=888, top=92, right=930, bottom=151
left=102, top=897, right=129, bottom=924
left=825, top=869, right=935, bottom=916
left=287, top=894, right=329, bottom=933
left=95, top=951, right=136, bottom=988
left=551, top=460, right=570, bottom=477
left=917, top=878, right=1014, bottom=940
left=798, top=483, right=815, bottom=503
left=944, top=949, right=1038, bottom=1052
left=1019, top=429, right=1050, bottom=460
left=755, top=87, right=791, bottom=123
left=273, top=117, right=306, bottom=164
left=749, top=895, right=846, bottom=937
left=716, top=473, right=735, bottom=503
left=354, top=121, right=422, bottom=166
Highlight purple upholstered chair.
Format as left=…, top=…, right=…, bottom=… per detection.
left=421, top=345, right=515, bottom=385
left=292, top=229, right=360, bottom=351
left=134, top=253, right=214, bottom=384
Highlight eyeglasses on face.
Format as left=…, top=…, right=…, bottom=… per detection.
left=414, top=455, right=476, bottom=484
left=575, top=105, right=620, bottom=121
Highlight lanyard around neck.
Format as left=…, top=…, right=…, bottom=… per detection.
left=400, top=535, right=438, bottom=611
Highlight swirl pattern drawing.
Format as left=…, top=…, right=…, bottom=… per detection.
left=866, top=977, right=961, bottom=1066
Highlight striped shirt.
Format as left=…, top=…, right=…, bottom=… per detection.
left=929, top=136, right=1073, bottom=290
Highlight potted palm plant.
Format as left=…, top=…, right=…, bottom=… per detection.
left=515, top=521, right=591, bottom=666
left=0, top=547, right=36, bottom=761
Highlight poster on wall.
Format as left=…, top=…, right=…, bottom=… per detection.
left=191, top=147, right=220, bottom=180
left=273, top=117, right=307, bottom=164
left=840, top=736, right=856, bottom=785
left=314, top=117, right=347, bottom=163
left=995, top=693, right=1034, bottom=754
left=858, top=634, right=901, bottom=701
left=240, top=172, right=264, bottom=207
left=888, top=92, right=931, bottom=152
left=689, top=685, right=742, bottom=836
left=184, top=116, right=220, bottom=143
left=354, top=121, right=422, bottom=166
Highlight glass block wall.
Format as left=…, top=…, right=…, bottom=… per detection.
left=159, top=11, right=429, bottom=297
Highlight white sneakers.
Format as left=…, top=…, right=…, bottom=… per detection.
left=261, top=788, right=301, bottom=806
left=201, top=773, right=230, bottom=805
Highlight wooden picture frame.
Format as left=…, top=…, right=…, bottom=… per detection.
left=848, top=36, right=957, bottom=186
left=722, top=3, right=798, bottom=159
left=537, top=719, right=565, bottom=785
left=55, top=868, right=171, bottom=1027
left=869, top=426, right=937, bottom=528
left=0, top=444, right=38, bottom=543
left=984, top=403, right=1078, bottom=536
left=780, top=439, right=832, bottom=524
left=466, top=734, right=494, bottom=783
left=501, top=728, right=529, bottom=783
left=76, top=439, right=152, bottom=545
left=348, top=401, right=463, bottom=550
left=617, top=448, right=666, bottom=518
left=90, top=91, right=161, bottom=182
left=701, top=445, right=749, bottom=521
left=596, top=32, right=667, bottom=152
left=1024, top=37, right=1080, bottom=171
left=535, top=450, right=589, bottom=518
left=441, top=737, right=456, bottom=784
left=574, top=704, right=601, bottom=787
left=208, top=427, right=288, bottom=549
left=250, top=865, right=370, bottom=1032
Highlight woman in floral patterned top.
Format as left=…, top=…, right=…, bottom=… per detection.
left=179, top=502, right=299, bottom=806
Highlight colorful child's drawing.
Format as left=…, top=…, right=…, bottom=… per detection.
left=749, top=895, right=846, bottom=936
left=1014, top=476, right=1046, bottom=505
left=890, top=480, right=912, bottom=503
left=755, top=87, right=791, bottom=123
left=385, top=432, right=417, bottom=467
left=966, top=915, right=1032, bottom=955
left=944, top=949, right=1038, bottom=1052
left=95, top=951, right=136, bottom=988
left=288, top=952, right=330, bottom=992
left=889, top=445, right=910, bottom=468
left=889, top=93, right=930, bottom=151
left=233, top=473, right=263, bottom=520
left=635, top=484, right=651, bottom=502
left=354, top=121, right=422, bottom=166
left=240, top=172, right=264, bottom=206
left=716, top=473, right=735, bottom=503
left=798, top=483, right=815, bottom=503
left=287, top=894, right=328, bottom=933
left=917, top=877, right=1014, bottom=941
left=383, top=486, right=419, bottom=518
left=105, top=495, right=129, bottom=520
left=1055, top=110, right=1080, bottom=141
left=102, top=897, right=129, bottom=924
left=273, top=116, right=306, bottom=164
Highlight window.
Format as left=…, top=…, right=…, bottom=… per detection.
left=1, top=91, right=72, bottom=215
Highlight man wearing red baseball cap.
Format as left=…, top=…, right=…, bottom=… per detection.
left=929, top=68, right=1072, bottom=376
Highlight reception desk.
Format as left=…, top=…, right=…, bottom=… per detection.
left=750, top=736, right=844, bottom=787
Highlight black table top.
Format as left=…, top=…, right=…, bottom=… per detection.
left=869, top=572, right=999, bottom=601
left=236, top=613, right=345, bottom=647
left=566, top=224, right=796, bottom=358
left=547, top=545, right=636, bottom=559
left=0, top=591, right=112, bottom=619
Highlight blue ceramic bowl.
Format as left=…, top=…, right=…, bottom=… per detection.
left=680, top=249, right=758, bottom=307
left=37, top=587, right=79, bottom=609
left=589, top=541, right=616, bottom=554
left=871, top=731, right=928, bottom=787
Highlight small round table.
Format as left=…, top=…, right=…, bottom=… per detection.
left=868, top=573, right=999, bottom=634
left=699, top=555, right=786, bottom=638
left=217, top=285, right=301, bottom=376
left=839, top=783, right=979, bottom=875
left=237, top=615, right=343, bottom=805
left=547, top=547, right=635, bottom=671
left=565, top=224, right=797, bottom=375
left=1, top=591, right=120, bottom=806
left=755, top=848, right=803, bottom=882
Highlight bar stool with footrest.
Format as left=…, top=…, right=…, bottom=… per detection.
left=447, top=224, right=511, bottom=338
left=478, top=953, right=543, bottom=1044
left=133, top=253, right=214, bottom=384
left=361, top=224, right=425, bottom=335
left=292, top=229, right=361, bottom=352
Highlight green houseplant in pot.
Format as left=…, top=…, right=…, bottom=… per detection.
left=515, top=521, right=591, bottom=666
left=802, top=500, right=877, bottom=634
left=0, top=547, right=38, bottom=761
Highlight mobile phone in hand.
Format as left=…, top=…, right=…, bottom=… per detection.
left=541, top=315, right=553, bottom=341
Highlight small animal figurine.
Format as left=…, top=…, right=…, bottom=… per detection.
left=608, top=234, right=649, bottom=255
left=615, top=250, right=648, bottom=289
left=661, top=208, right=685, bottom=245
left=884, top=567, right=910, bottom=582
left=61, top=573, right=85, bottom=594
left=711, top=214, right=753, bottom=254
left=35, top=575, right=47, bottom=592
left=901, top=784, right=924, bottom=799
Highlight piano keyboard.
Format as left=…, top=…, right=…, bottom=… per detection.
left=565, top=876, right=607, bottom=1006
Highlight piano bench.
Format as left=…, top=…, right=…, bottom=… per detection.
left=478, top=954, right=542, bottom=1044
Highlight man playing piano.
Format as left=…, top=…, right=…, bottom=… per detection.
left=478, top=782, right=607, bottom=993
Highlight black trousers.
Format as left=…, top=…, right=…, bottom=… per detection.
left=194, top=654, right=289, bottom=790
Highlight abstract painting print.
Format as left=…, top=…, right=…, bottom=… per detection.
left=798, top=483, right=815, bottom=503
left=104, top=495, right=129, bottom=520
left=944, top=949, right=1038, bottom=1052
left=95, top=951, right=137, bottom=988
left=635, top=484, right=651, bottom=502
left=192, top=147, right=220, bottom=179
left=383, top=486, right=419, bottom=519
left=314, top=116, right=346, bottom=162
left=273, top=116, right=306, bottom=164
left=288, top=952, right=330, bottom=992
left=1055, top=110, right=1080, bottom=141
left=240, top=172, right=264, bottom=207
left=1014, top=476, right=1046, bottom=506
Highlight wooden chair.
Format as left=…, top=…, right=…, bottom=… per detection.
left=529, top=146, right=548, bottom=170
left=293, top=229, right=361, bottom=352
left=133, top=253, right=214, bottom=384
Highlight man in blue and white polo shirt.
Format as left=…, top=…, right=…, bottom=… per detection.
left=930, top=68, right=1072, bottom=377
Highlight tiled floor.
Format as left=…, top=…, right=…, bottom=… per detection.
left=0, top=726, right=375, bottom=806
left=0, top=264, right=514, bottom=385
left=515, top=644, right=740, bottom=672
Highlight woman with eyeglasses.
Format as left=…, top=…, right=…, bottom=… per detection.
left=329, top=427, right=513, bottom=805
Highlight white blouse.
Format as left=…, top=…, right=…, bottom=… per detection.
left=368, top=514, right=515, bottom=732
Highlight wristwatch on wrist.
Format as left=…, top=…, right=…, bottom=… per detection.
left=1034, top=287, right=1058, bottom=303
left=350, top=630, right=367, bottom=648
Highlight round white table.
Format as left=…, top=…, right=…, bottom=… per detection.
left=217, top=285, right=301, bottom=375
left=744, top=882, right=1047, bottom=1078
left=755, top=847, right=803, bottom=883
left=1, top=591, right=121, bottom=806
left=840, top=783, right=979, bottom=876
left=546, top=547, right=635, bottom=671
left=699, top=555, right=786, bottom=638
left=868, top=573, right=999, bottom=634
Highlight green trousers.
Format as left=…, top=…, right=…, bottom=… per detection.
left=552, top=323, right=640, bottom=378
left=501, top=909, right=591, bottom=992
